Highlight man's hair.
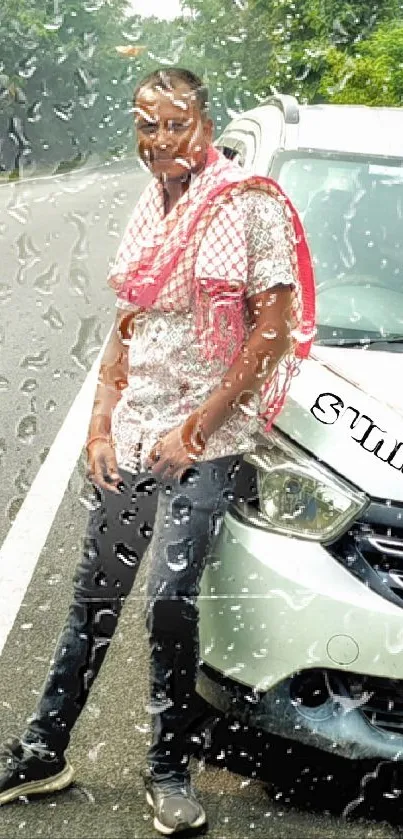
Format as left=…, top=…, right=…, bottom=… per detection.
left=133, top=68, right=209, bottom=118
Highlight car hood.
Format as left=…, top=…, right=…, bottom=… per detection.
left=274, top=346, right=403, bottom=501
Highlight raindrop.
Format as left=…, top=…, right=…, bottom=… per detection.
left=20, top=378, right=37, bottom=393
left=119, top=508, right=138, bottom=525
left=40, top=446, right=50, bottom=464
left=94, top=571, right=108, bottom=588
left=133, top=478, right=157, bottom=497
left=172, top=496, right=192, bottom=525
left=114, top=542, right=139, bottom=568
left=7, top=497, right=23, bottom=523
left=69, top=266, right=90, bottom=302
left=252, top=648, right=268, bottom=659
left=44, top=14, right=64, bottom=31
left=66, top=211, right=89, bottom=260
left=0, top=283, right=12, bottom=303
left=21, top=350, right=49, bottom=370
left=84, top=0, right=105, bottom=10
left=16, top=233, right=40, bottom=264
left=34, top=264, right=61, bottom=295
left=0, top=376, right=10, bottom=392
left=112, top=190, right=128, bottom=206
left=27, top=101, right=42, bottom=123
left=80, top=92, right=98, bottom=109
left=46, top=399, right=57, bottom=413
left=7, top=200, right=30, bottom=225
left=18, top=57, right=37, bottom=79
left=55, top=45, right=69, bottom=65
left=88, top=742, right=106, bottom=762
left=166, top=550, right=188, bottom=573
left=53, top=102, right=75, bottom=122
left=42, top=305, right=64, bottom=330
left=139, top=521, right=153, bottom=539
left=15, top=467, right=31, bottom=493
left=70, top=316, right=102, bottom=370
left=17, top=415, right=37, bottom=443
left=107, top=217, right=120, bottom=238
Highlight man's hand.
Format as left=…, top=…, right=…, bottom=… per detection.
left=146, top=427, right=195, bottom=480
left=87, top=439, right=122, bottom=493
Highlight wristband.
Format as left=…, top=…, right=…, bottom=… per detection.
left=181, top=415, right=206, bottom=459
left=85, top=434, right=112, bottom=453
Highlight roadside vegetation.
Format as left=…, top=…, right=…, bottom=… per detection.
left=1, top=0, right=402, bottom=177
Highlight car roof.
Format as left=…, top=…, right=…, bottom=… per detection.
left=237, top=102, right=403, bottom=158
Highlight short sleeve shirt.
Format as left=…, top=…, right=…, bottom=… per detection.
left=111, top=190, right=296, bottom=473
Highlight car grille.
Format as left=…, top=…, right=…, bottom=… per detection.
left=332, top=500, right=403, bottom=606
left=340, top=672, right=403, bottom=735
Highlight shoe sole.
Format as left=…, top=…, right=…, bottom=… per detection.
left=0, top=760, right=75, bottom=805
left=145, top=791, right=206, bottom=836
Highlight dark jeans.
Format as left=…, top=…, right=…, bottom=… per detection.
left=24, top=457, right=239, bottom=773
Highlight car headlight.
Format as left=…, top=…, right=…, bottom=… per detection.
left=241, top=431, right=368, bottom=543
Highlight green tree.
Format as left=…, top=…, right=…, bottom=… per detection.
left=248, top=0, right=403, bottom=101
left=0, top=0, right=136, bottom=174
left=319, top=20, right=403, bottom=104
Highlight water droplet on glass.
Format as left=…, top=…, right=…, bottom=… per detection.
left=172, top=496, right=192, bottom=525
left=166, top=551, right=188, bottom=573
left=0, top=283, right=12, bottom=303
left=27, top=101, right=42, bottom=123
left=69, top=266, right=90, bottom=302
left=15, top=467, right=31, bottom=493
left=0, top=376, right=10, bottom=392
left=21, top=350, right=49, bottom=370
left=17, top=415, right=37, bottom=443
left=42, top=305, right=64, bottom=330
left=18, top=57, right=37, bottom=79
left=34, top=264, right=60, bottom=295
left=20, top=378, right=37, bottom=394
left=16, top=232, right=40, bottom=264
left=70, top=316, right=102, bottom=370
left=53, top=102, right=75, bottom=122
left=44, top=14, right=64, bottom=31
left=114, top=542, right=139, bottom=568
left=119, top=508, right=138, bottom=525
left=7, top=497, right=23, bottom=523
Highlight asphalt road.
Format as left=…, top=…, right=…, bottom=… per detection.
left=0, top=160, right=150, bottom=544
left=1, top=163, right=403, bottom=838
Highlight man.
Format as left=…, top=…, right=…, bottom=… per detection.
left=0, top=68, right=315, bottom=835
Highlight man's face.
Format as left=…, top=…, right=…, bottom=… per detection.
left=134, top=82, right=213, bottom=181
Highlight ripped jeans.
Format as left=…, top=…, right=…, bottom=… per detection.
left=24, top=457, right=239, bottom=773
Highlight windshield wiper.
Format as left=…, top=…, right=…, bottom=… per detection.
left=318, top=335, right=403, bottom=347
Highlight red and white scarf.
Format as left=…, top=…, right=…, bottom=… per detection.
left=108, top=146, right=316, bottom=430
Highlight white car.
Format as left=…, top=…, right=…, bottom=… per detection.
left=197, top=95, right=403, bottom=762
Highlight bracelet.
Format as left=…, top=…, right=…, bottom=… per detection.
left=85, top=434, right=112, bottom=453
left=181, top=415, right=207, bottom=459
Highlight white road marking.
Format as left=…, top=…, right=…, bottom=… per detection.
left=0, top=333, right=110, bottom=656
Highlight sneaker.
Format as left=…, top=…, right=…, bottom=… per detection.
left=142, top=768, right=206, bottom=835
left=0, top=737, right=74, bottom=805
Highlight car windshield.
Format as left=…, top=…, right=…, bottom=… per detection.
left=272, top=151, right=403, bottom=346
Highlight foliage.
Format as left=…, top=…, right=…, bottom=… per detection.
left=319, top=21, right=403, bottom=104
left=1, top=0, right=403, bottom=175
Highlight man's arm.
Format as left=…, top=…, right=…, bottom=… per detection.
left=86, top=309, right=134, bottom=491
left=191, top=285, right=292, bottom=441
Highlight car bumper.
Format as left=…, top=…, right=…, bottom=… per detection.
left=198, top=509, right=403, bottom=691
left=197, top=662, right=403, bottom=761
